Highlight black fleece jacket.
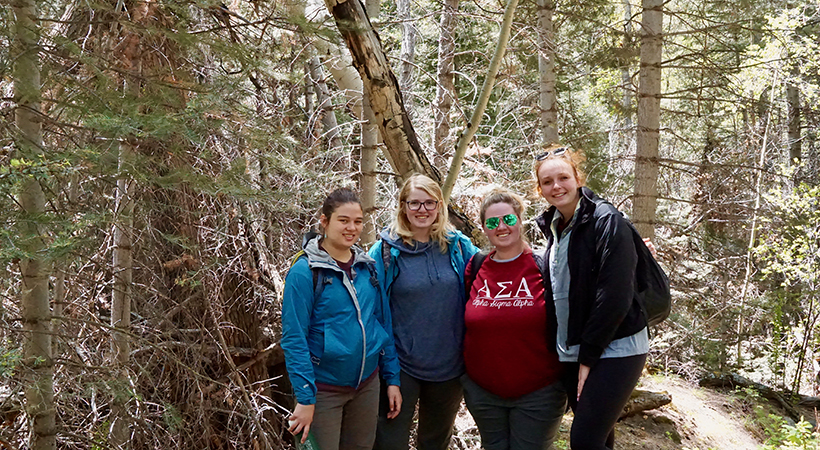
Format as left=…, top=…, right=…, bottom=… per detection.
left=535, top=187, right=646, bottom=368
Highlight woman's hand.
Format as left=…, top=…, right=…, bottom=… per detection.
left=288, top=403, right=315, bottom=443
left=386, top=385, right=402, bottom=419
left=643, top=238, right=657, bottom=257
left=577, top=364, right=591, bottom=401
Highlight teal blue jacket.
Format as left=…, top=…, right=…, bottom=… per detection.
left=281, top=236, right=400, bottom=405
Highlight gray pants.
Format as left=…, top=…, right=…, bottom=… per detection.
left=312, top=375, right=381, bottom=450
left=461, top=375, right=567, bottom=450
left=374, top=372, right=463, bottom=450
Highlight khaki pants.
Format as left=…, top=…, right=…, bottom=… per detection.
left=312, top=375, right=381, bottom=450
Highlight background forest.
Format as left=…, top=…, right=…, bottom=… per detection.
left=1, top=0, right=818, bottom=449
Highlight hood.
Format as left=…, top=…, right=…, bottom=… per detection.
left=303, top=234, right=375, bottom=269
left=378, top=228, right=435, bottom=255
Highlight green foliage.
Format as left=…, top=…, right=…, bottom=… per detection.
left=757, top=408, right=819, bottom=449
left=755, top=179, right=820, bottom=292
left=0, top=345, right=22, bottom=378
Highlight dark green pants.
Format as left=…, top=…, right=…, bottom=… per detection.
left=373, top=372, right=463, bottom=450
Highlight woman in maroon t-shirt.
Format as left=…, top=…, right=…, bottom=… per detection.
left=462, top=189, right=566, bottom=450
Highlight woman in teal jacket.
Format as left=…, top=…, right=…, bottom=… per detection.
left=283, top=188, right=401, bottom=450
left=369, top=174, right=478, bottom=450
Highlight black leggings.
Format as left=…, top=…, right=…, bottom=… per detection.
left=563, top=354, right=646, bottom=450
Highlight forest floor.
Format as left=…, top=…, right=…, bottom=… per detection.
left=451, top=374, right=820, bottom=450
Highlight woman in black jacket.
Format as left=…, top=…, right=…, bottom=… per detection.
left=533, top=144, right=648, bottom=450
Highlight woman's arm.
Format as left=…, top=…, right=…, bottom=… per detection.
left=281, top=257, right=320, bottom=406
left=577, top=212, right=638, bottom=368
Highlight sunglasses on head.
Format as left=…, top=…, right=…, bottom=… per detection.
left=535, top=147, right=569, bottom=161
left=485, top=214, right=518, bottom=230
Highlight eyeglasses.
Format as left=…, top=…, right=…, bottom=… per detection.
left=484, top=214, right=518, bottom=230
left=535, top=147, right=569, bottom=161
left=405, top=200, right=439, bottom=211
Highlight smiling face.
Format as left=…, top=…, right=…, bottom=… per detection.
left=482, top=202, right=523, bottom=253
left=537, top=158, right=581, bottom=220
left=320, top=202, right=364, bottom=252
left=404, top=187, right=440, bottom=239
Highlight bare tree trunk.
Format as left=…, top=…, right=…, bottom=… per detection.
left=537, top=0, right=558, bottom=144
left=110, top=1, right=152, bottom=445
left=308, top=56, right=343, bottom=150
left=737, top=71, right=778, bottom=366
left=14, top=1, right=56, bottom=448
left=110, top=92, right=136, bottom=450
left=787, top=80, right=801, bottom=164
left=441, top=0, right=519, bottom=201
left=398, top=0, right=417, bottom=116
left=360, top=0, right=380, bottom=245
left=633, top=0, right=663, bottom=240
left=621, top=0, right=634, bottom=131
left=433, top=0, right=459, bottom=171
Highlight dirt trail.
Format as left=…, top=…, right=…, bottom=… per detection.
left=635, top=376, right=762, bottom=449
left=452, top=375, right=767, bottom=450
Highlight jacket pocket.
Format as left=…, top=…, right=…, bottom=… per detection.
left=307, top=324, right=324, bottom=364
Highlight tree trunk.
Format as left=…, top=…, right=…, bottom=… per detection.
left=110, top=90, right=137, bottom=450
left=323, top=0, right=438, bottom=180
left=699, top=373, right=804, bottom=423
left=633, top=0, right=663, bottom=240
left=433, top=0, right=459, bottom=171
left=308, top=56, right=343, bottom=151
left=787, top=80, right=801, bottom=165
left=441, top=0, right=520, bottom=201
left=621, top=0, right=634, bottom=131
left=537, top=0, right=558, bottom=144
left=620, top=389, right=672, bottom=419
left=14, top=1, right=56, bottom=448
left=398, top=0, right=417, bottom=117
left=110, top=2, right=145, bottom=444
left=360, top=0, right=380, bottom=245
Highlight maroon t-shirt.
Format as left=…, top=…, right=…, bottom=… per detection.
left=464, top=249, right=562, bottom=398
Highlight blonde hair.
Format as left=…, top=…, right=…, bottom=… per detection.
left=388, top=174, right=454, bottom=250
left=533, top=143, right=588, bottom=197
left=480, top=189, right=526, bottom=224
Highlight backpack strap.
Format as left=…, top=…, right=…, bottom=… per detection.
left=464, top=250, right=490, bottom=299
left=381, top=241, right=392, bottom=274
left=289, top=250, right=323, bottom=298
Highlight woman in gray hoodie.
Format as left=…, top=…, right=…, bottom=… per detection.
left=369, top=174, right=478, bottom=450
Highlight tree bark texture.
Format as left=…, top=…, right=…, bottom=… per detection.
left=14, top=0, right=56, bottom=448
left=110, top=1, right=148, bottom=444
left=537, top=0, right=558, bottom=145
left=787, top=80, right=801, bottom=164
left=360, top=0, right=380, bottom=245
left=699, top=373, right=803, bottom=422
left=441, top=0, right=520, bottom=201
left=308, top=56, right=343, bottom=151
left=621, top=0, right=634, bottom=130
left=633, top=0, right=663, bottom=239
left=433, top=0, right=458, bottom=171
left=397, top=0, right=417, bottom=116
left=323, top=0, right=438, bottom=181
left=620, top=389, right=672, bottom=419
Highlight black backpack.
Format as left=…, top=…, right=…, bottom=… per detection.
left=589, top=198, right=672, bottom=327
left=623, top=220, right=671, bottom=327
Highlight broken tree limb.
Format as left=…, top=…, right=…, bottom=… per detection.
left=323, top=0, right=436, bottom=180
left=620, top=389, right=673, bottom=419
left=699, top=372, right=803, bottom=422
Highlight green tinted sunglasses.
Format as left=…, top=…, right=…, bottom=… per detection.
left=485, top=214, right=518, bottom=230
